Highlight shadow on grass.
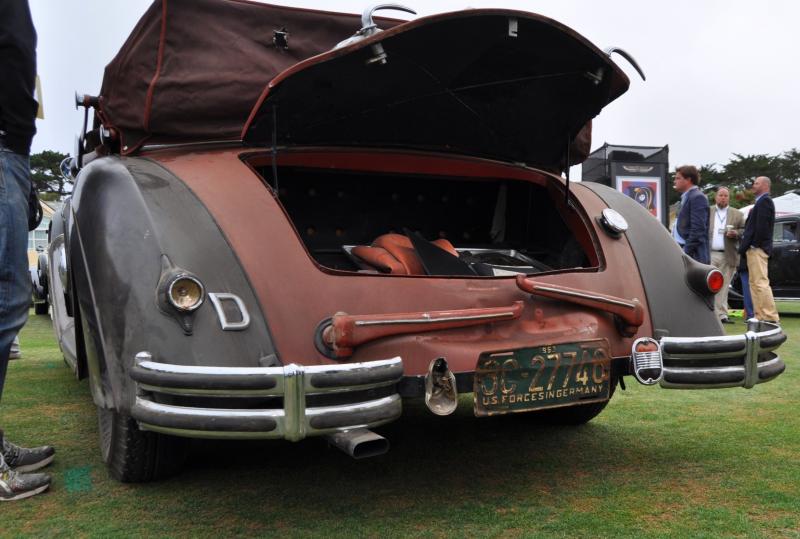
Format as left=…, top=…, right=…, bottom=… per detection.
left=180, top=399, right=635, bottom=503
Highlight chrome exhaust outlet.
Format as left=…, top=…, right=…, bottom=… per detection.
left=424, top=357, right=458, bottom=416
left=325, top=428, right=389, bottom=459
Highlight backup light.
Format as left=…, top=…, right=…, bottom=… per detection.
left=167, top=275, right=205, bottom=312
left=631, top=337, right=664, bottom=385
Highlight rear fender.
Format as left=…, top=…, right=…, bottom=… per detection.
left=581, top=183, right=722, bottom=338
left=68, top=156, right=278, bottom=413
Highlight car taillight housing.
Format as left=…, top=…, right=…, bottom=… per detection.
left=706, top=269, right=724, bottom=294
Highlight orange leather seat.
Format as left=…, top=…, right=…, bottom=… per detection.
left=351, top=233, right=458, bottom=275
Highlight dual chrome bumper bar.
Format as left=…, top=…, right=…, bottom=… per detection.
left=633, top=320, right=787, bottom=389
left=130, top=353, right=403, bottom=440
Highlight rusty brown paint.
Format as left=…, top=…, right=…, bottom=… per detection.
left=150, top=147, right=653, bottom=376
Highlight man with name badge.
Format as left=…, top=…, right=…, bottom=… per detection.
left=707, top=187, right=744, bottom=324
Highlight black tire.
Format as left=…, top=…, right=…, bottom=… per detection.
left=34, top=301, right=49, bottom=315
left=524, top=378, right=618, bottom=425
left=97, top=406, right=187, bottom=483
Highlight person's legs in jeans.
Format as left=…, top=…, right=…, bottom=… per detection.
left=0, top=149, right=31, bottom=401
left=740, top=270, right=754, bottom=320
left=0, top=148, right=54, bottom=501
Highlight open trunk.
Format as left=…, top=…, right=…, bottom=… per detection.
left=252, top=160, right=598, bottom=276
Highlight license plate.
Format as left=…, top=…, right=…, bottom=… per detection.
left=473, top=339, right=611, bottom=417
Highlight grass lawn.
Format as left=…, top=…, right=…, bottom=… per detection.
left=2, top=311, right=799, bottom=538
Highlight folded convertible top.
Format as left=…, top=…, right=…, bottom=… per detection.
left=98, top=0, right=400, bottom=154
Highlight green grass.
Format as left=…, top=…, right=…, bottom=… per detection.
left=2, top=311, right=799, bottom=538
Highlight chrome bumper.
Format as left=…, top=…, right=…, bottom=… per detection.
left=658, top=320, right=786, bottom=389
left=129, top=354, right=403, bottom=440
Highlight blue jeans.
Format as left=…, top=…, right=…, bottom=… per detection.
left=0, top=147, right=31, bottom=402
left=739, top=270, right=754, bottom=320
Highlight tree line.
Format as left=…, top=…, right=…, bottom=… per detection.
left=670, top=148, right=800, bottom=208
left=30, top=147, right=800, bottom=208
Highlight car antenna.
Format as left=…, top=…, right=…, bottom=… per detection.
left=271, top=104, right=279, bottom=198
left=564, top=132, right=571, bottom=205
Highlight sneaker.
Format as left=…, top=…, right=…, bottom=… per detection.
left=0, top=453, right=51, bottom=501
left=9, top=336, right=21, bottom=360
left=1, top=433, right=55, bottom=473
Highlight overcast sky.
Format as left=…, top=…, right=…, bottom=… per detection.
left=28, top=0, right=800, bottom=179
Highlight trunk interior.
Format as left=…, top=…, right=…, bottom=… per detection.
left=254, top=164, right=598, bottom=277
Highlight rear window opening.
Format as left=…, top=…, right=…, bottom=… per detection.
left=255, top=165, right=599, bottom=277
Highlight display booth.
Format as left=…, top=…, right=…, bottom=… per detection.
left=582, top=144, right=670, bottom=228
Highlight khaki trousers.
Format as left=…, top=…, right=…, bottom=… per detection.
left=746, top=248, right=779, bottom=322
left=710, top=250, right=735, bottom=319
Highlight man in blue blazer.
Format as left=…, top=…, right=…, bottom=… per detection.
left=739, top=176, right=779, bottom=322
left=672, top=165, right=710, bottom=264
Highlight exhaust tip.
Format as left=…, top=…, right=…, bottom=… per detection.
left=351, top=437, right=390, bottom=459
left=326, top=428, right=389, bottom=459
left=425, top=357, right=458, bottom=416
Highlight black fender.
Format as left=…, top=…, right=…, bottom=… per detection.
left=68, top=156, right=278, bottom=413
left=581, top=183, right=723, bottom=338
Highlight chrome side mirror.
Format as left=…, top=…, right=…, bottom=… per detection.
left=59, top=156, right=76, bottom=181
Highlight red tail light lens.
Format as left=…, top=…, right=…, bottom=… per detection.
left=707, top=269, right=724, bottom=293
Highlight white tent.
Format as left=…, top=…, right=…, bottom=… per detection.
left=740, top=192, right=800, bottom=218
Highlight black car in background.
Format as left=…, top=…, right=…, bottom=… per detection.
left=730, top=214, right=800, bottom=313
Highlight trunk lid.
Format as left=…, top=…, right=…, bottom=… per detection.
left=242, top=9, right=630, bottom=169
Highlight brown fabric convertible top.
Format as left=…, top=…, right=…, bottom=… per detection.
left=99, top=0, right=399, bottom=154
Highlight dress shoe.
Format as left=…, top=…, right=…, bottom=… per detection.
left=720, top=318, right=734, bottom=324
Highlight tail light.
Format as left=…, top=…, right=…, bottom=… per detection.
left=706, top=269, right=724, bottom=294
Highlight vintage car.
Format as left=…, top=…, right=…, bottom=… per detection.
left=46, top=0, right=787, bottom=482
left=729, top=213, right=800, bottom=313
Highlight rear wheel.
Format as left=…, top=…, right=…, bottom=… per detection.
left=97, top=406, right=187, bottom=483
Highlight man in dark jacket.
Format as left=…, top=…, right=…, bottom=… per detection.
left=0, top=0, right=55, bottom=501
left=672, top=165, right=710, bottom=264
left=739, top=176, right=779, bottom=322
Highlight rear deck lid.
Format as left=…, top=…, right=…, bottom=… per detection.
left=242, top=9, right=630, bottom=169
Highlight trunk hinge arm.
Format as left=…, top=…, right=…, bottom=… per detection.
left=315, top=301, right=524, bottom=359
left=516, top=275, right=643, bottom=337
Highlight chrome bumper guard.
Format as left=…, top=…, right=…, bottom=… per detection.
left=130, top=354, right=403, bottom=441
left=658, top=320, right=786, bottom=389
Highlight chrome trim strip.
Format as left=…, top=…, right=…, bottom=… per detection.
left=353, top=312, right=516, bottom=326
left=135, top=398, right=284, bottom=420
left=208, top=292, right=251, bottom=330
left=137, top=384, right=282, bottom=398
left=134, top=394, right=402, bottom=439
left=136, top=359, right=278, bottom=376
left=662, top=356, right=783, bottom=377
left=301, top=357, right=400, bottom=374
left=532, top=285, right=635, bottom=309
left=305, top=394, right=401, bottom=435
left=140, top=139, right=243, bottom=152
left=660, top=356, right=784, bottom=389
left=133, top=356, right=402, bottom=395
left=137, top=425, right=281, bottom=440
